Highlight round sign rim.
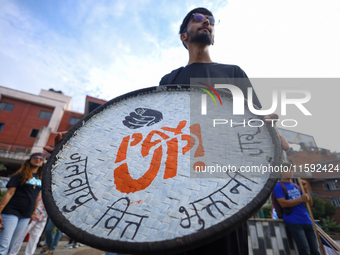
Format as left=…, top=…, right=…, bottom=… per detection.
left=42, top=85, right=282, bottom=254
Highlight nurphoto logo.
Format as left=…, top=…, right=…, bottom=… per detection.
left=200, top=84, right=312, bottom=128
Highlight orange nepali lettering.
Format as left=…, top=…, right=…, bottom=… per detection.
left=114, top=146, right=163, bottom=194
left=113, top=120, right=205, bottom=193
left=190, top=124, right=205, bottom=158
left=141, top=130, right=169, bottom=157
left=115, top=133, right=143, bottom=163
left=181, top=134, right=195, bottom=155
left=130, top=133, right=143, bottom=146
left=193, top=161, right=206, bottom=172
left=115, top=136, right=130, bottom=163
left=163, top=138, right=178, bottom=179
left=161, top=120, right=187, bottom=135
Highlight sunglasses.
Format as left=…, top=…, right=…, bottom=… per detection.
left=32, top=156, right=44, bottom=161
left=192, top=13, right=219, bottom=25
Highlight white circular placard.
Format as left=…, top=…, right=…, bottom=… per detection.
left=43, top=86, right=282, bottom=254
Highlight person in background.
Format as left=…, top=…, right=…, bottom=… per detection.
left=64, top=238, right=80, bottom=249
left=273, top=170, right=320, bottom=255
left=40, top=219, right=62, bottom=255
left=8, top=194, right=48, bottom=255
left=0, top=153, right=44, bottom=255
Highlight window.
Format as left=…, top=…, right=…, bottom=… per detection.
left=30, top=129, right=39, bottom=138
left=330, top=197, right=340, bottom=208
left=323, top=180, right=340, bottom=191
left=0, top=123, right=4, bottom=132
left=38, top=111, right=53, bottom=120
left=69, top=117, right=80, bottom=125
left=89, top=102, right=102, bottom=113
left=0, top=102, right=14, bottom=112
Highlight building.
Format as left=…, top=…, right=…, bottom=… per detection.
left=309, top=158, right=340, bottom=223
left=0, top=86, right=107, bottom=176
left=286, top=144, right=340, bottom=222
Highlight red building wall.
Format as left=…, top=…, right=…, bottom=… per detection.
left=0, top=96, right=53, bottom=150
left=57, top=111, right=84, bottom=132
left=45, top=111, right=84, bottom=148
left=288, top=149, right=337, bottom=166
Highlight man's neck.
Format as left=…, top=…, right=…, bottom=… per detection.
left=281, top=178, right=292, bottom=183
left=187, top=43, right=213, bottom=65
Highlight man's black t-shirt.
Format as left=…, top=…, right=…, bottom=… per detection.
left=2, top=173, right=41, bottom=218
left=159, top=62, right=260, bottom=255
left=159, top=62, right=261, bottom=109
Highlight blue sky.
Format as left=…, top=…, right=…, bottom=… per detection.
left=0, top=0, right=339, bottom=151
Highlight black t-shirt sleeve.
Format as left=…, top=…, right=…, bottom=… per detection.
left=6, top=174, right=21, bottom=188
left=159, top=67, right=184, bottom=86
left=159, top=74, right=169, bottom=86
left=233, top=65, right=247, bottom=78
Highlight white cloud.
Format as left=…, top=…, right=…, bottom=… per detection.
left=212, top=0, right=340, bottom=77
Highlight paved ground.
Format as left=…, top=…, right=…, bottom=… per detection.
left=17, top=239, right=340, bottom=255
left=17, top=241, right=105, bottom=255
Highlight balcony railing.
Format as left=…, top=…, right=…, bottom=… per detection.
left=0, top=143, right=31, bottom=161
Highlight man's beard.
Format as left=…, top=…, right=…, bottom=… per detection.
left=187, top=30, right=213, bottom=45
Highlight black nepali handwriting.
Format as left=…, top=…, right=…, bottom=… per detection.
left=62, top=153, right=98, bottom=213
left=179, top=172, right=258, bottom=231
left=92, top=197, right=148, bottom=240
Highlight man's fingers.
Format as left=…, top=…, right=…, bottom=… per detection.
left=263, top=113, right=290, bottom=152
left=43, top=146, right=54, bottom=154
left=264, top=113, right=279, bottom=122
left=44, top=131, right=67, bottom=159
left=54, top=131, right=67, bottom=145
left=302, top=193, right=310, bottom=202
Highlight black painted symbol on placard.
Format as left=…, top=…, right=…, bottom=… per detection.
left=123, top=108, right=163, bottom=129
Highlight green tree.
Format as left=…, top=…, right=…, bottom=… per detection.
left=311, top=195, right=325, bottom=219
left=262, top=204, right=272, bottom=218
left=324, top=201, right=337, bottom=218
left=311, top=195, right=337, bottom=220
left=0, top=163, right=6, bottom=171
left=320, top=216, right=340, bottom=233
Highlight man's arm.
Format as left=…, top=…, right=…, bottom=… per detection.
left=264, top=113, right=289, bottom=152
left=277, top=193, right=310, bottom=208
left=301, top=180, right=313, bottom=207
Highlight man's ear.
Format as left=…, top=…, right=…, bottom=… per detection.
left=180, top=33, right=187, bottom=43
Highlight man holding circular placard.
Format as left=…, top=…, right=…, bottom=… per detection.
left=43, top=7, right=289, bottom=255
left=160, top=7, right=289, bottom=255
